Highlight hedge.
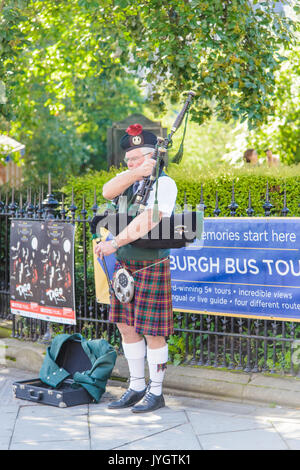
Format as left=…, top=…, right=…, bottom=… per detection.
left=61, top=163, right=300, bottom=218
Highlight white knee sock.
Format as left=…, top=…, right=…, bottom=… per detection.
left=147, top=344, right=169, bottom=396
left=122, top=339, right=146, bottom=392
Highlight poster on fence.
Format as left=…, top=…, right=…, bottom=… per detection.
left=94, top=218, right=300, bottom=322
left=10, top=219, right=76, bottom=325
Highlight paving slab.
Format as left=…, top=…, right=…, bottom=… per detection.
left=199, top=427, right=289, bottom=450
left=0, top=367, right=34, bottom=407
left=187, top=409, right=271, bottom=435
left=11, top=409, right=89, bottom=446
left=246, top=406, right=300, bottom=419
left=10, top=439, right=91, bottom=451
left=2, top=366, right=300, bottom=451
left=89, top=403, right=187, bottom=427
left=280, top=438, right=300, bottom=451
left=271, top=418, right=300, bottom=448
left=0, top=408, right=18, bottom=450
left=165, top=395, right=258, bottom=415
left=89, top=405, right=188, bottom=450
left=116, top=423, right=202, bottom=451
left=90, top=421, right=169, bottom=450
left=16, top=403, right=89, bottom=418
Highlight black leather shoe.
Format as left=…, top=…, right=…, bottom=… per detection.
left=108, top=388, right=147, bottom=409
left=131, top=390, right=165, bottom=413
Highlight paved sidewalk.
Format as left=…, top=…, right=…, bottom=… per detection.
left=1, top=366, right=300, bottom=450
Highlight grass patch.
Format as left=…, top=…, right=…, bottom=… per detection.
left=5, top=355, right=16, bottom=362
left=0, top=327, right=12, bottom=339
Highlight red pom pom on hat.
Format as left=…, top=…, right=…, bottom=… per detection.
left=126, top=124, right=143, bottom=136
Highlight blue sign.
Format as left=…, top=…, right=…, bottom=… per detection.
left=170, top=218, right=300, bottom=322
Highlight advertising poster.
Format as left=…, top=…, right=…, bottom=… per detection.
left=94, top=218, right=300, bottom=322
left=10, top=219, right=76, bottom=325
left=171, top=218, right=300, bottom=322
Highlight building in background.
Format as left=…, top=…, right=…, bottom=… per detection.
left=0, top=135, right=25, bottom=187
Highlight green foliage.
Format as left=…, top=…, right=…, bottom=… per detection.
left=146, top=108, right=244, bottom=168
left=0, top=0, right=30, bottom=123
left=61, top=167, right=121, bottom=211
left=168, top=314, right=297, bottom=369
left=82, top=0, right=295, bottom=128
left=61, top=162, right=300, bottom=219
left=1, top=0, right=145, bottom=181
left=168, top=162, right=300, bottom=217
left=0, top=0, right=298, bottom=186
left=168, top=335, right=187, bottom=366
left=246, top=45, right=300, bottom=165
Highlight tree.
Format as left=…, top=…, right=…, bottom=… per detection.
left=247, top=44, right=300, bottom=164
left=0, top=1, right=30, bottom=122
left=1, top=0, right=145, bottom=182
left=80, top=0, right=295, bottom=128
left=0, top=0, right=297, bottom=181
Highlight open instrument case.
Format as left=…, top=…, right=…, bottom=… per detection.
left=12, top=339, right=95, bottom=407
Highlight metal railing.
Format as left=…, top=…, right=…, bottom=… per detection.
left=0, top=181, right=299, bottom=375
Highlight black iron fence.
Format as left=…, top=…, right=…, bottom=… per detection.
left=0, top=181, right=299, bottom=375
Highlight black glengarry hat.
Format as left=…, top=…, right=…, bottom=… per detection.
left=120, top=124, right=157, bottom=152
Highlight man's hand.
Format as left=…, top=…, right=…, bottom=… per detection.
left=133, top=156, right=156, bottom=180
left=94, top=241, right=117, bottom=259
left=102, top=151, right=156, bottom=200
left=115, top=208, right=162, bottom=248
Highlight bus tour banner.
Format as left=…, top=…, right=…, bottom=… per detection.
left=94, top=218, right=300, bottom=322
left=10, top=219, right=76, bottom=325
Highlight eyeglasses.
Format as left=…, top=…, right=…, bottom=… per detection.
left=124, top=156, right=143, bottom=164
left=124, top=152, right=153, bottom=164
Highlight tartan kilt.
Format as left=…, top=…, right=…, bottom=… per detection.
left=109, top=257, right=173, bottom=337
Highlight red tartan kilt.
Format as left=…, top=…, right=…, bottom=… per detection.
left=109, top=258, right=174, bottom=337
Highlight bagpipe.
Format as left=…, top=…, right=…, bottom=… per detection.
left=90, top=210, right=204, bottom=249
left=90, top=91, right=204, bottom=250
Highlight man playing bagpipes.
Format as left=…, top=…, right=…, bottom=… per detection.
left=94, top=124, right=177, bottom=413
left=93, top=91, right=197, bottom=412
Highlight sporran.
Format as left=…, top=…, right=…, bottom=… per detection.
left=112, top=257, right=169, bottom=304
left=112, top=267, right=135, bottom=303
